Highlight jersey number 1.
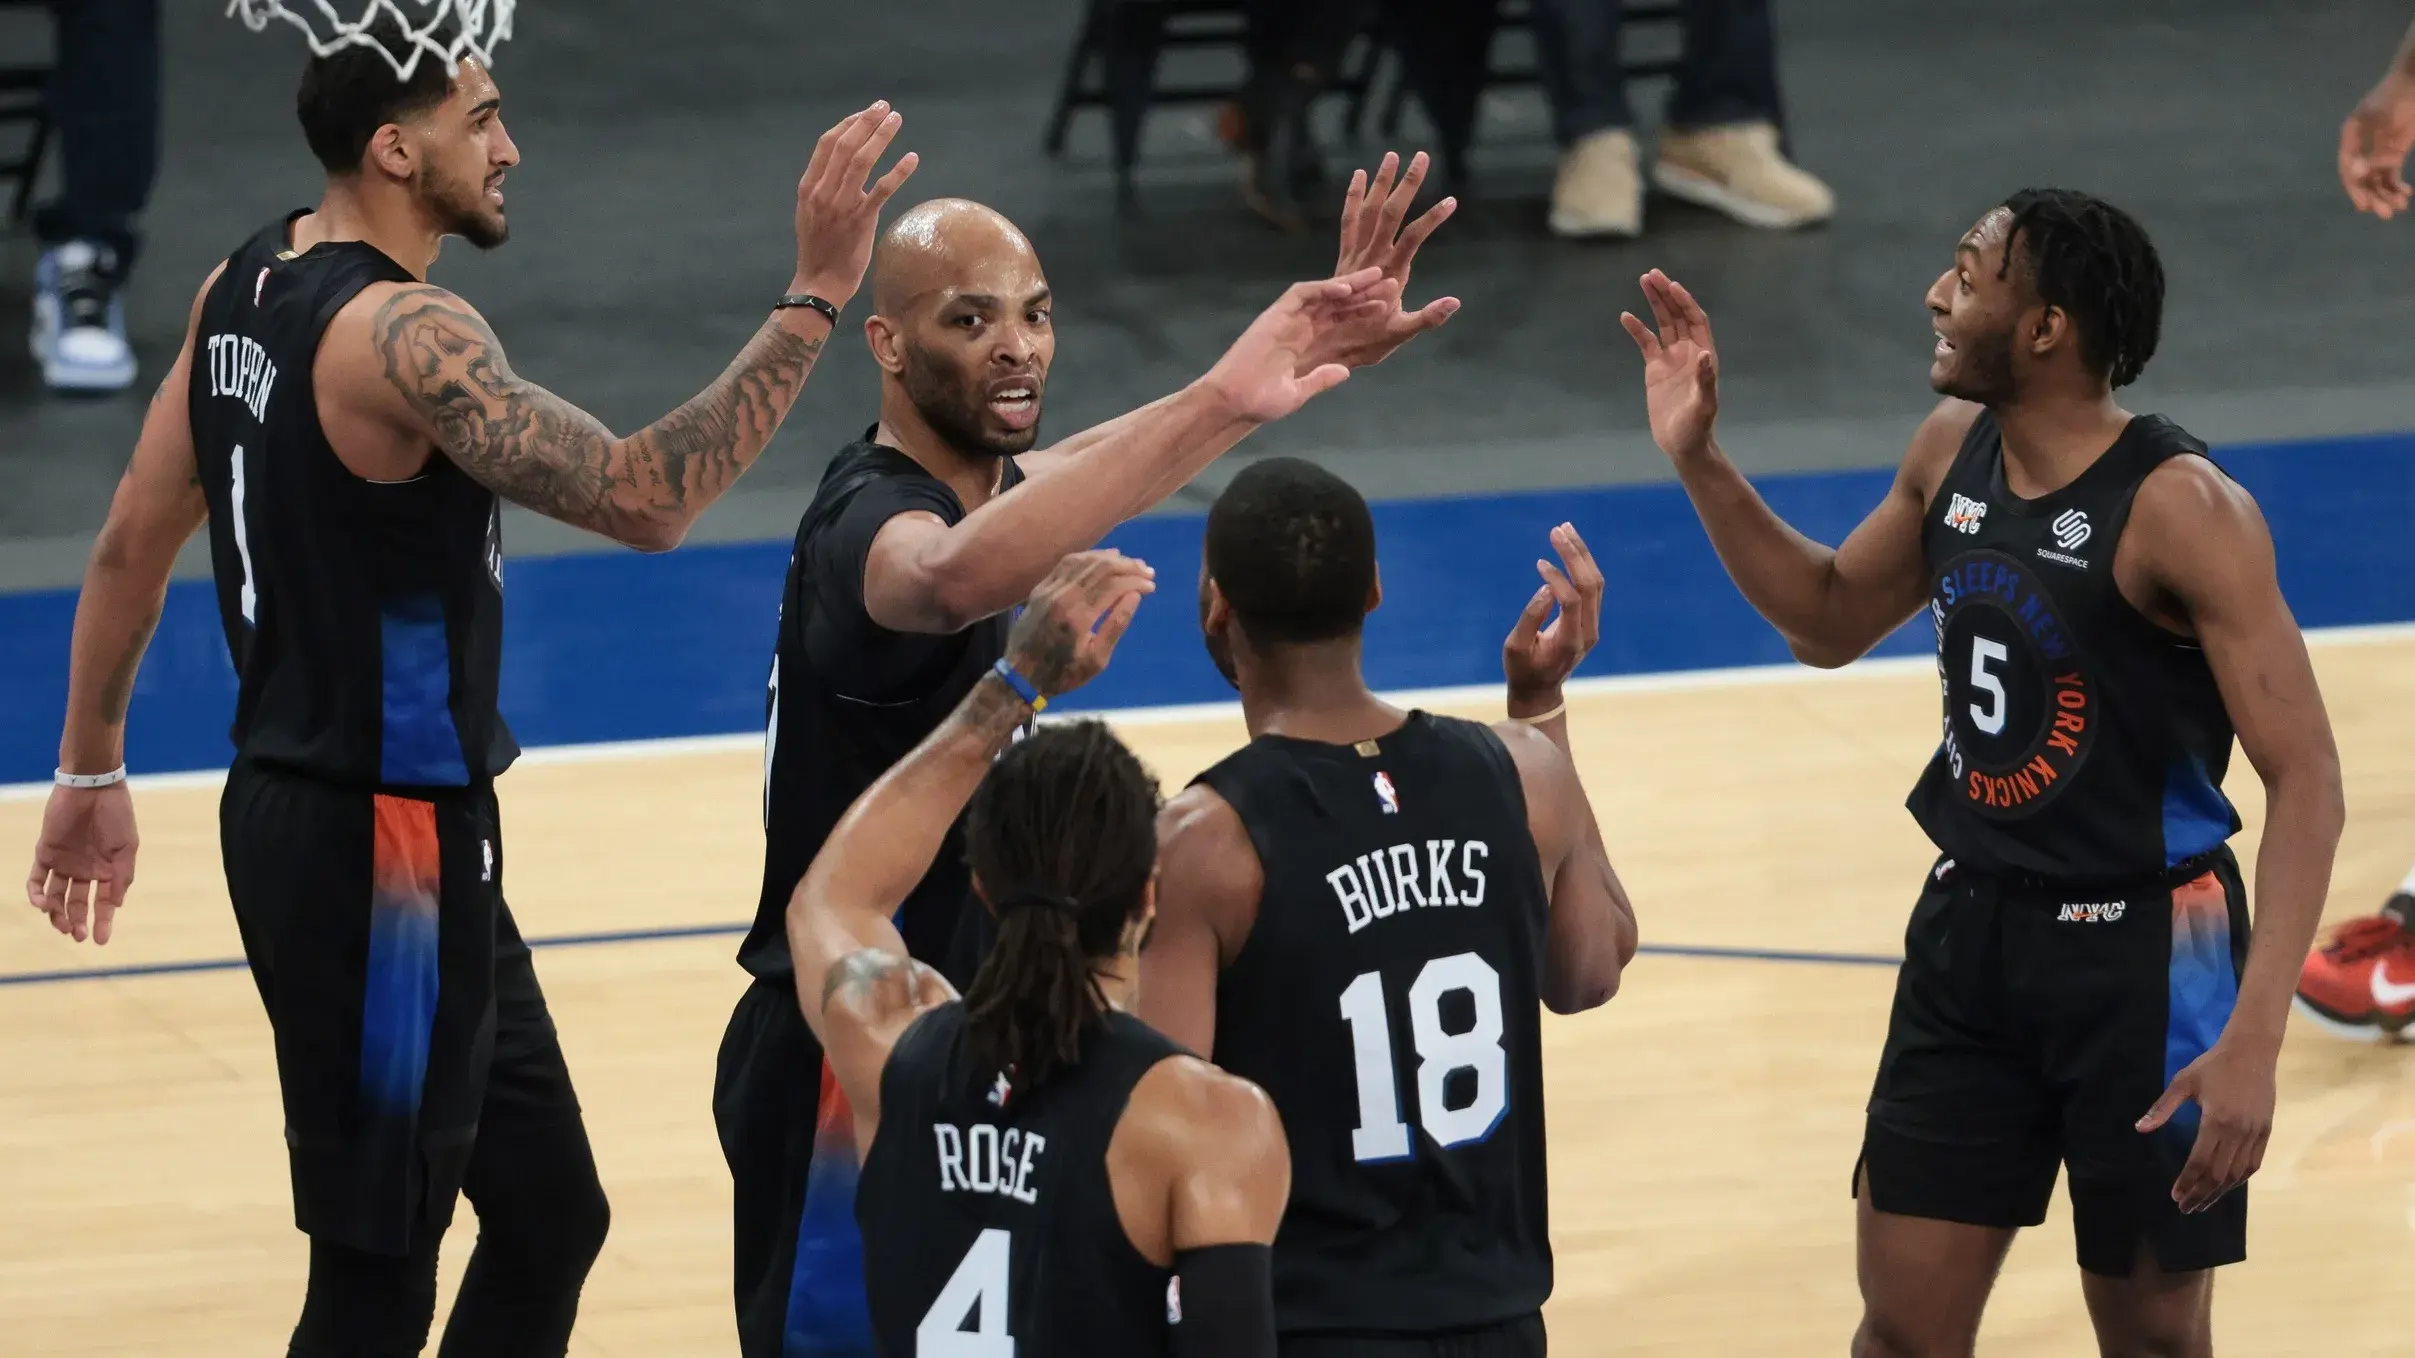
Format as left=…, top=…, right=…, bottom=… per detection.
left=1337, top=952, right=1508, bottom=1162
left=919, top=1227, right=1012, bottom=1356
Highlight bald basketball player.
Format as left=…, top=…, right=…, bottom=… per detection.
left=716, top=155, right=1461, bottom=1358
left=23, top=23, right=911, bottom=1355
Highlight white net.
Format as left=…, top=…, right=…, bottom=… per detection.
left=227, top=0, right=516, bottom=81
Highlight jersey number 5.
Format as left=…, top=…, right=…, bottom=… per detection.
left=1337, top=952, right=1508, bottom=1162
left=919, top=1227, right=1012, bottom=1356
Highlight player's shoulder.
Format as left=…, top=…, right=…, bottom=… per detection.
left=1126, top=1052, right=1286, bottom=1173
left=2131, top=445, right=2267, bottom=559
left=1902, top=398, right=1987, bottom=493
left=1155, top=783, right=1262, bottom=902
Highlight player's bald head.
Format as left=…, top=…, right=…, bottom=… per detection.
left=872, top=199, right=1041, bottom=317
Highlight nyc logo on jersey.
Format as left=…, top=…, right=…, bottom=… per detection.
left=1372, top=771, right=1400, bottom=815
left=2056, top=900, right=2126, bottom=923
left=1943, top=493, right=1989, bottom=535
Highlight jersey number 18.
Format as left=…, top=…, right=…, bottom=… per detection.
left=1337, top=951, right=1509, bottom=1162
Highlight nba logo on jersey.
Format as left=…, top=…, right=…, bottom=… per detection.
left=1943, top=493, right=1988, bottom=534
left=253, top=266, right=269, bottom=307
left=1372, top=771, right=1400, bottom=815
left=986, top=1070, right=1013, bottom=1108
left=1165, top=1277, right=1183, bottom=1324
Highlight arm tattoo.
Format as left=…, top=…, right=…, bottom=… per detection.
left=100, top=601, right=163, bottom=727
left=820, top=948, right=936, bottom=1018
left=371, top=285, right=824, bottom=542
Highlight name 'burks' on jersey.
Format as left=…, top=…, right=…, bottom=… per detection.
left=1327, top=836, right=1493, bottom=932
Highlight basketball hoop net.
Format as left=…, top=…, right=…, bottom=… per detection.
left=226, top=0, right=516, bottom=81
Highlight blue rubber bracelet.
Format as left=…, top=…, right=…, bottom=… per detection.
left=991, top=657, right=1046, bottom=714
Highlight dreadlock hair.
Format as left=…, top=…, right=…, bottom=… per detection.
left=1996, top=188, right=2165, bottom=390
left=1204, top=456, right=1377, bottom=646
left=960, top=720, right=1161, bottom=1095
left=296, top=13, right=461, bottom=174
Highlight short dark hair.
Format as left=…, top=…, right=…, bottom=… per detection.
left=959, top=721, right=1161, bottom=1095
left=295, top=15, right=458, bottom=174
left=1204, top=457, right=1377, bottom=646
left=1997, top=188, right=2165, bottom=389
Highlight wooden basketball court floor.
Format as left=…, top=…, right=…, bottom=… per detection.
left=7, top=633, right=2415, bottom=1356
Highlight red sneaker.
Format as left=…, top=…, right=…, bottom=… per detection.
left=2295, top=906, right=2415, bottom=1040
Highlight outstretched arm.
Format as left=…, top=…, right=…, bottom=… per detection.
left=26, top=264, right=222, bottom=945
left=862, top=268, right=1394, bottom=634
left=2133, top=460, right=2343, bottom=1214
left=1621, top=269, right=1961, bottom=667
left=787, top=551, right=1153, bottom=1151
left=374, top=104, right=917, bottom=551
left=1495, top=524, right=1635, bottom=1011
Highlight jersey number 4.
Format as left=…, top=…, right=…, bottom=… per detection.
left=919, top=1227, right=1012, bottom=1356
left=1338, top=952, right=1508, bottom=1162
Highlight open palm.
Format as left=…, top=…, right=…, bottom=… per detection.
left=1206, top=268, right=1395, bottom=423
left=1618, top=269, right=1721, bottom=461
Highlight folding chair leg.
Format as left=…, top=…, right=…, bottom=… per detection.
left=1044, top=1, right=1105, bottom=157
left=1102, top=1, right=1169, bottom=204
left=10, top=115, right=44, bottom=224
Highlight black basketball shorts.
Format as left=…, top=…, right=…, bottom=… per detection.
left=1278, top=1313, right=1547, bottom=1358
left=1858, top=850, right=2251, bottom=1276
left=221, top=759, right=576, bottom=1256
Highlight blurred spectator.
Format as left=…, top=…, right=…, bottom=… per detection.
left=30, top=0, right=158, bottom=394
left=1226, top=0, right=1377, bottom=230
left=1533, top=0, right=1830, bottom=238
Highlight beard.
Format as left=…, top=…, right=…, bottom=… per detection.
left=420, top=162, right=509, bottom=251
left=899, top=341, right=1042, bottom=458
left=1933, top=324, right=2016, bottom=404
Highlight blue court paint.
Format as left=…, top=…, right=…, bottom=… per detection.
left=0, top=429, right=2409, bottom=784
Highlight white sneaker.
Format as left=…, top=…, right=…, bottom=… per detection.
left=31, top=240, right=137, bottom=394
left=1652, top=122, right=1835, bottom=230
left=1549, top=128, right=1643, bottom=239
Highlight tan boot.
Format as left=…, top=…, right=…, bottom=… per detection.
left=1550, top=127, right=1643, bottom=239
left=1652, top=122, right=1835, bottom=230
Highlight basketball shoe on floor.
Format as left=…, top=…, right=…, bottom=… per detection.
left=2295, top=893, right=2415, bottom=1039
left=31, top=240, right=137, bottom=394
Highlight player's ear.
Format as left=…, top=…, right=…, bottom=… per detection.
left=1366, top=566, right=1382, bottom=616
left=1127, top=876, right=1158, bottom=956
left=2028, top=304, right=2067, bottom=363
left=863, top=313, right=906, bottom=375
left=970, top=872, right=996, bottom=917
left=1201, top=577, right=1232, bottom=634
left=364, top=122, right=416, bottom=184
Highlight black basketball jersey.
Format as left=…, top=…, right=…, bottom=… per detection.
left=859, top=1003, right=1182, bottom=1357
left=188, top=212, right=514, bottom=789
left=1906, top=410, right=2241, bottom=880
left=1196, top=712, right=1553, bottom=1335
left=744, top=440, right=1026, bottom=980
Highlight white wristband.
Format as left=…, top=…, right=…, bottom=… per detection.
left=55, top=766, right=127, bottom=790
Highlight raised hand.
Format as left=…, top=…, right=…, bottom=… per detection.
left=1619, top=269, right=1721, bottom=462
left=1203, top=267, right=1397, bottom=423
left=1297, top=151, right=1462, bottom=374
left=793, top=102, right=920, bottom=306
left=26, top=782, right=138, bottom=945
left=2340, top=73, right=2415, bottom=218
left=1503, top=523, right=1605, bottom=704
left=2135, top=1037, right=2276, bottom=1214
left=1006, top=550, right=1157, bottom=697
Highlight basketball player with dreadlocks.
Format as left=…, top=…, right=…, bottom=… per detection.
left=2293, top=12, right=2415, bottom=1039
left=787, top=549, right=1291, bottom=1356
left=1140, top=458, right=1638, bottom=1357
left=23, top=22, right=911, bottom=1353
left=1621, top=193, right=2344, bottom=1356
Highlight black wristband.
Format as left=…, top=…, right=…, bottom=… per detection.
left=1169, top=1243, right=1275, bottom=1358
left=774, top=293, right=841, bottom=325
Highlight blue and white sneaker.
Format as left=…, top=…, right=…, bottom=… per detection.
left=31, top=240, right=137, bottom=394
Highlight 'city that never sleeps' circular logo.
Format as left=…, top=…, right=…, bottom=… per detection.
left=1929, top=549, right=2095, bottom=818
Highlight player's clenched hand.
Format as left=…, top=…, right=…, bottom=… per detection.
left=2136, top=1037, right=2276, bottom=1214
left=1296, top=151, right=1462, bottom=374
left=1203, top=268, right=1395, bottom=423
left=25, top=782, right=138, bottom=945
left=2340, top=73, right=2415, bottom=219
left=793, top=102, right=919, bottom=308
left=1503, top=523, right=1604, bottom=704
left=1620, top=269, right=1721, bottom=462
left=1007, top=550, right=1157, bottom=697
